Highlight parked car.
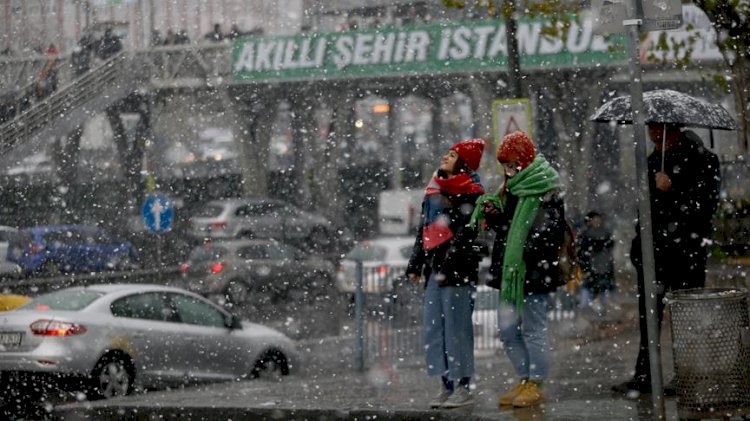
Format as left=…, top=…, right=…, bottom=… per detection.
left=335, top=236, right=413, bottom=295
left=0, top=261, right=22, bottom=280
left=0, top=225, right=17, bottom=260
left=180, top=239, right=335, bottom=306
left=336, top=235, right=492, bottom=295
left=6, top=224, right=139, bottom=275
left=0, top=226, right=23, bottom=280
left=0, top=284, right=299, bottom=404
left=187, top=198, right=336, bottom=250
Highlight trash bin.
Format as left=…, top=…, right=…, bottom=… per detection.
left=665, top=288, right=750, bottom=420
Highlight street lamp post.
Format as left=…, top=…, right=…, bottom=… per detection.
left=624, top=0, right=666, bottom=418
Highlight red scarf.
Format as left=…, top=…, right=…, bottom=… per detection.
left=422, top=171, right=484, bottom=250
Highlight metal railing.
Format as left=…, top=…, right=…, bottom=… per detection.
left=0, top=44, right=233, bottom=155
left=0, top=51, right=137, bottom=153
left=352, top=263, right=504, bottom=372
left=350, top=262, right=591, bottom=371
left=0, top=44, right=233, bottom=95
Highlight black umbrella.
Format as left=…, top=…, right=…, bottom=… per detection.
left=590, top=89, right=738, bottom=131
left=591, top=89, right=738, bottom=170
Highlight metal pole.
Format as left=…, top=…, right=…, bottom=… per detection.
left=624, top=2, right=666, bottom=417
left=388, top=98, right=402, bottom=190
left=156, top=234, right=162, bottom=282
left=503, top=0, right=523, bottom=98
left=354, top=260, right=365, bottom=371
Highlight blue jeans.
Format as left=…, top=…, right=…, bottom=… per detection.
left=422, top=276, right=475, bottom=380
left=497, top=294, right=550, bottom=381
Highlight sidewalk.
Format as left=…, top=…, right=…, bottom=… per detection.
left=55, top=295, right=685, bottom=421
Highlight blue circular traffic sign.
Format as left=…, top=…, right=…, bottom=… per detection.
left=142, top=193, right=174, bottom=234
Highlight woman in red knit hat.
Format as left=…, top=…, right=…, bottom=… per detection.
left=469, top=131, right=566, bottom=408
left=406, top=138, right=486, bottom=409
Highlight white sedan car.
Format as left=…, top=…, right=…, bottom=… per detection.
left=0, top=284, right=299, bottom=403
left=336, top=235, right=491, bottom=295
left=335, top=236, right=414, bottom=295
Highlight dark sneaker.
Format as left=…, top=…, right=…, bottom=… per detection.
left=441, top=386, right=474, bottom=408
left=611, top=379, right=651, bottom=395
left=429, top=387, right=452, bottom=409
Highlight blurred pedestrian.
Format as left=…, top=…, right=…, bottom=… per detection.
left=151, top=29, right=162, bottom=47
left=611, top=123, right=720, bottom=396
left=96, top=27, right=122, bottom=60
left=205, top=23, right=224, bottom=42
left=576, top=210, right=615, bottom=311
left=71, top=34, right=94, bottom=76
left=227, top=24, right=243, bottom=40
left=162, top=29, right=177, bottom=46
left=406, top=138, right=486, bottom=409
left=175, top=29, right=191, bottom=45
left=36, top=44, right=59, bottom=99
left=469, top=131, right=565, bottom=408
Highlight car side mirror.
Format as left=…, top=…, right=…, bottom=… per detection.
left=227, top=314, right=243, bottom=330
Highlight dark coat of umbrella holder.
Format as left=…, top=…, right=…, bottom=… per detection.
left=665, top=288, right=750, bottom=420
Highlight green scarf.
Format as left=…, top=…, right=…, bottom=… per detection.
left=470, top=155, right=560, bottom=309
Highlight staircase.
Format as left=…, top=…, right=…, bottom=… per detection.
left=0, top=51, right=145, bottom=155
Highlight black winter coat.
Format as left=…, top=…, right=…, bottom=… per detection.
left=406, top=190, right=482, bottom=287
left=631, top=130, right=720, bottom=290
left=485, top=191, right=566, bottom=296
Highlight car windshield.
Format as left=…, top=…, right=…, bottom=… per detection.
left=194, top=204, right=224, bottom=218
left=189, top=245, right=227, bottom=262
left=18, top=289, right=104, bottom=311
left=398, top=245, right=413, bottom=259
left=7, top=232, right=32, bottom=249
left=346, top=244, right=387, bottom=261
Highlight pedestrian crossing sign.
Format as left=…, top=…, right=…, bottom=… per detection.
left=492, top=98, right=533, bottom=149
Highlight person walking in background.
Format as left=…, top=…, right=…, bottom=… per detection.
left=36, top=44, right=59, bottom=99
left=162, top=29, right=178, bottom=46
left=227, top=24, right=244, bottom=40
left=71, top=34, right=95, bottom=76
left=96, top=27, right=122, bottom=60
left=611, top=123, right=720, bottom=396
left=406, top=138, right=486, bottom=409
left=576, top=210, right=615, bottom=312
left=175, top=29, right=191, bottom=45
left=205, top=23, right=224, bottom=42
left=469, top=131, right=565, bottom=408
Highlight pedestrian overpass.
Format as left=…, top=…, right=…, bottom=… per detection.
left=0, top=15, right=715, bottom=232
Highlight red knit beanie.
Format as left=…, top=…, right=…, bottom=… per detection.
left=497, top=131, right=536, bottom=170
left=450, top=138, right=485, bottom=171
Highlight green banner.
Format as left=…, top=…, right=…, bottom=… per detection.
left=232, top=13, right=627, bottom=82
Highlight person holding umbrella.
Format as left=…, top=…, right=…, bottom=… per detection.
left=591, top=89, right=731, bottom=396
left=612, top=122, right=721, bottom=396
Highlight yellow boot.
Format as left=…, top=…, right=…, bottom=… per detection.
left=498, top=382, right=527, bottom=407
left=512, top=381, right=545, bottom=407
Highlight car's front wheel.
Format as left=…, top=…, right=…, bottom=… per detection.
left=307, top=227, right=331, bottom=250
left=90, top=354, right=134, bottom=399
left=250, top=348, right=289, bottom=380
